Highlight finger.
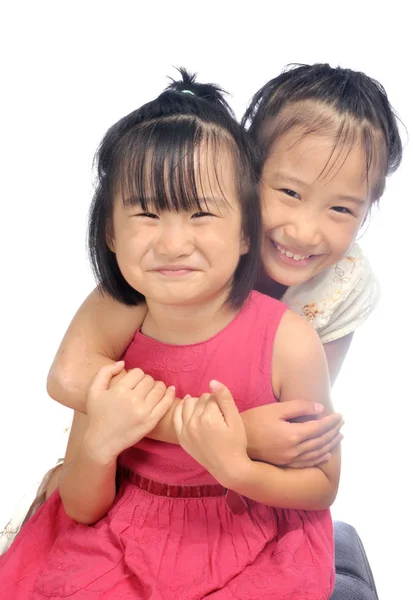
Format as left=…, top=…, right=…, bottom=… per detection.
left=181, top=396, right=198, bottom=424
left=111, top=367, right=145, bottom=390
left=291, top=413, right=344, bottom=445
left=296, top=421, right=344, bottom=454
left=278, top=399, right=326, bottom=420
left=144, top=381, right=167, bottom=407
left=109, top=368, right=128, bottom=388
left=192, top=393, right=211, bottom=419
left=293, top=433, right=344, bottom=464
left=89, top=361, right=125, bottom=396
left=209, top=380, right=238, bottom=425
left=289, top=453, right=332, bottom=469
left=202, top=396, right=225, bottom=423
left=173, top=396, right=184, bottom=437
left=149, top=385, right=176, bottom=420
left=133, top=374, right=157, bottom=397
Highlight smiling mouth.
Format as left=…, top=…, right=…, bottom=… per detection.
left=275, top=243, right=314, bottom=261
left=269, top=241, right=321, bottom=267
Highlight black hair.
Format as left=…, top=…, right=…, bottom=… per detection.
left=88, top=69, right=262, bottom=307
left=242, top=63, right=403, bottom=200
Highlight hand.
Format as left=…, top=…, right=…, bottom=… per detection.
left=173, top=380, right=250, bottom=485
left=85, top=362, right=175, bottom=463
left=243, top=401, right=344, bottom=468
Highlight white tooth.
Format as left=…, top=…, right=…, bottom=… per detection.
left=286, top=251, right=294, bottom=258
left=292, top=255, right=301, bottom=261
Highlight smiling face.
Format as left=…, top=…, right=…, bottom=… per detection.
left=260, top=127, right=379, bottom=287
left=108, top=145, right=249, bottom=309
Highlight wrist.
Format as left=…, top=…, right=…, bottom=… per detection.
left=214, top=456, right=253, bottom=490
left=82, top=429, right=118, bottom=467
left=241, top=410, right=263, bottom=461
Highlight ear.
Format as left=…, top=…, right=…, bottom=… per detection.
left=106, top=229, right=116, bottom=253
left=240, top=233, right=250, bottom=256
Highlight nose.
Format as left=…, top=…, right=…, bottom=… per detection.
left=282, top=210, right=322, bottom=250
left=155, top=218, right=194, bottom=258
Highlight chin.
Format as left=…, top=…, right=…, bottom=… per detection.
left=265, top=267, right=313, bottom=289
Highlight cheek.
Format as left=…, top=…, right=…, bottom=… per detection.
left=207, top=222, right=245, bottom=258
left=112, top=227, right=147, bottom=266
left=329, top=222, right=359, bottom=256
left=261, top=197, right=282, bottom=232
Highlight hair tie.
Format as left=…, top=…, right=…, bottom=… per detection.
left=182, top=89, right=195, bottom=96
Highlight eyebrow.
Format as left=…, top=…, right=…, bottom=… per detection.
left=271, top=173, right=367, bottom=205
left=336, top=195, right=367, bottom=206
left=271, top=173, right=308, bottom=188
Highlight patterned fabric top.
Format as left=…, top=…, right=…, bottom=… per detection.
left=282, top=243, right=380, bottom=344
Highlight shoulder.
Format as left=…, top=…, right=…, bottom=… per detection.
left=274, top=309, right=324, bottom=362
left=271, top=310, right=327, bottom=396
left=282, top=244, right=380, bottom=343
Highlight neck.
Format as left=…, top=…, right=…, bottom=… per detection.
left=141, top=292, right=241, bottom=345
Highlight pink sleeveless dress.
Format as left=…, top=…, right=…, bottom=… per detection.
left=0, top=292, right=335, bottom=599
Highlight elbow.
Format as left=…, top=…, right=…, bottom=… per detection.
left=64, top=510, right=100, bottom=526
left=47, top=359, right=79, bottom=408
left=311, top=487, right=338, bottom=511
left=60, top=485, right=115, bottom=526
left=62, top=502, right=108, bottom=526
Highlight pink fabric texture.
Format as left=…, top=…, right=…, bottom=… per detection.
left=0, top=292, right=334, bottom=598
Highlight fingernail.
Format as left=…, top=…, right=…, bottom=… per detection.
left=210, top=380, right=223, bottom=391
left=115, top=360, right=125, bottom=366
left=183, top=394, right=191, bottom=400
left=168, top=386, right=175, bottom=393
left=314, top=403, right=324, bottom=412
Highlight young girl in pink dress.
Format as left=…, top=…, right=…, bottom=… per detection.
left=44, top=64, right=401, bottom=477
left=0, top=70, right=340, bottom=598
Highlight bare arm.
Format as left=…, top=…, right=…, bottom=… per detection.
left=323, top=333, right=354, bottom=385
left=48, top=289, right=342, bottom=465
left=221, top=311, right=341, bottom=510
left=236, top=328, right=352, bottom=466
left=150, top=328, right=350, bottom=449
left=47, top=288, right=147, bottom=413
left=58, top=365, right=174, bottom=524
left=53, top=411, right=116, bottom=525
left=59, top=425, right=117, bottom=525
left=42, top=409, right=115, bottom=524
left=153, top=332, right=349, bottom=453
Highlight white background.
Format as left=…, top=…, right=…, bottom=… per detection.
left=1, top=1, right=412, bottom=597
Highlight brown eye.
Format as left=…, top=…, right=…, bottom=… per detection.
left=281, top=189, right=300, bottom=199
left=192, top=211, right=214, bottom=218
left=331, top=206, right=353, bottom=215
left=135, top=212, right=159, bottom=219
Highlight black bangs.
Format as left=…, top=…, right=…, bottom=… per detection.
left=255, top=100, right=388, bottom=200
left=113, top=117, right=232, bottom=214
left=243, top=63, right=403, bottom=197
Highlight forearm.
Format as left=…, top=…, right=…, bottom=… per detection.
left=47, top=289, right=145, bottom=413
left=146, top=399, right=180, bottom=443
left=221, top=459, right=338, bottom=511
left=242, top=406, right=273, bottom=461
left=59, top=435, right=117, bottom=524
left=147, top=402, right=266, bottom=450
